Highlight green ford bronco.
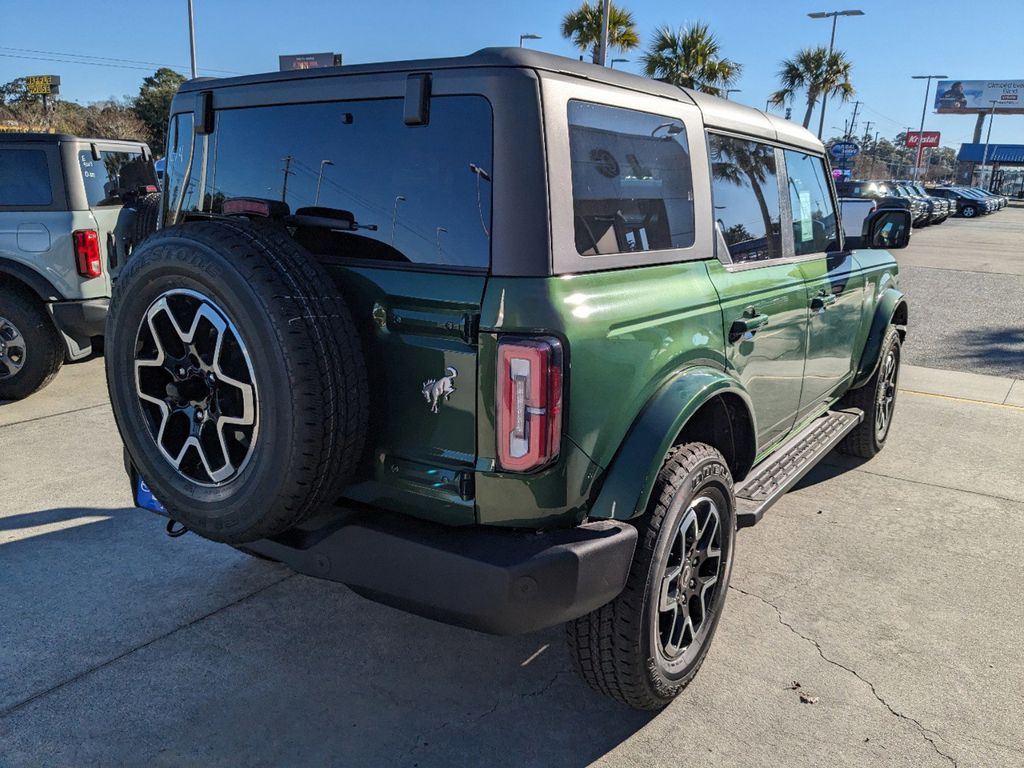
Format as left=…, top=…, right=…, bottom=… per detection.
left=107, top=49, right=910, bottom=710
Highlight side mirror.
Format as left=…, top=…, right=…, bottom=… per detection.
left=859, top=208, right=912, bottom=250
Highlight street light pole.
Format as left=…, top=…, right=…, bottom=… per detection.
left=519, top=33, right=542, bottom=48
left=314, top=160, right=334, bottom=206
left=187, top=0, right=197, bottom=78
left=610, top=58, right=629, bottom=69
left=910, top=74, right=947, bottom=182
left=597, top=0, right=611, bottom=66
left=725, top=89, right=741, bottom=100
left=390, top=195, right=406, bottom=246
left=980, top=99, right=999, bottom=191
left=808, top=9, right=864, bottom=141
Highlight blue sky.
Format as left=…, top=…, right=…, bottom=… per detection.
left=3, top=0, right=1022, bottom=148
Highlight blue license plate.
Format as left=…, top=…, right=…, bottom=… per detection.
left=135, top=475, right=167, bottom=515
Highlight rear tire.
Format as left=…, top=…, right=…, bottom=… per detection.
left=106, top=219, right=368, bottom=544
left=837, top=325, right=901, bottom=459
left=567, top=443, right=735, bottom=710
left=0, top=287, right=63, bottom=400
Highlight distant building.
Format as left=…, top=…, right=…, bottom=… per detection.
left=957, top=143, right=1024, bottom=194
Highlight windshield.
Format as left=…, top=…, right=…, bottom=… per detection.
left=78, top=147, right=157, bottom=207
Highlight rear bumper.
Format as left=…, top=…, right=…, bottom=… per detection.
left=48, top=298, right=108, bottom=360
left=127, top=460, right=637, bottom=635
left=246, top=511, right=637, bottom=635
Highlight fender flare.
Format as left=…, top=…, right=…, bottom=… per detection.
left=588, top=366, right=755, bottom=521
left=852, top=287, right=907, bottom=389
left=0, top=258, right=64, bottom=302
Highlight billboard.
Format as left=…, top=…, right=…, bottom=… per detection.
left=279, top=53, right=342, bottom=71
left=906, top=131, right=940, bottom=148
left=25, top=75, right=60, bottom=96
left=934, top=80, right=1024, bottom=114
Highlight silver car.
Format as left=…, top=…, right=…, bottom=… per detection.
left=0, top=133, right=159, bottom=399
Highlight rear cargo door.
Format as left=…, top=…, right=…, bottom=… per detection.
left=72, top=141, right=152, bottom=280
left=195, top=93, right=495, bottom=525
left=327, top=267, right=486, bottom=526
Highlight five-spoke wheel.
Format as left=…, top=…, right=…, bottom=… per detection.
left=0, top=315, right=26, bottom=380
left=655, top=496, right=724, bottom=665
left=134, top=289, right=258, bottom=485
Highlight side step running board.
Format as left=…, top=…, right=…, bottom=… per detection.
left=734, top=408, right=863, bottom=528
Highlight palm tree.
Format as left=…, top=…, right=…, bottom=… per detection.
left=641, top=23, right=742, bottom=96
left=769, top=46, right=854, bottom=129
left=561, top=1, right=639, bottom=64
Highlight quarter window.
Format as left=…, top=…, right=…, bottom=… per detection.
left=708, top=135, right=782, bottom=263
left=0, top=149, right=52, bottom=207
left=568, top=101, right=695, bottom=256
left=203, top=96, right=493, bottom=269
left=784, top=150, right=839, bottom=255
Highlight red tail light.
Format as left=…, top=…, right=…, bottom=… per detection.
left=496, top=336, right=563, bottom=472
left=73, top=229, right=102, bottom=278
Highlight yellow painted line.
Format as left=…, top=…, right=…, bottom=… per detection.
left=899, top=388, right=1024, bottom=412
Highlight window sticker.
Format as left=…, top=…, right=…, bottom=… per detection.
left=799, top=191, right=813, bottom=242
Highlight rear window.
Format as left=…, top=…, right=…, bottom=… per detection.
left=78, top=149, right=153, bottom=207
left=568, top=101, right=695, bottom=256
left=708, top=134, right=782, bottom=263
left=202, top=96, right=493, bottom=269
left=0, top=149, right=52, bottom=207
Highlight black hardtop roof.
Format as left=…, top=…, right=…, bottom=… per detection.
left=177, top=47, right=822, bottom=153
left=177, top=46, right=693, bottom=99
left=0, top=132, right=149, bottom=145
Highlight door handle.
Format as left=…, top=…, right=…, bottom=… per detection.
left=811, top=291, right=838, bottom=310
left=729, top=310, right=769, bottom=342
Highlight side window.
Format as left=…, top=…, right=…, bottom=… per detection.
left=784, top=150, right=839, bottom=255
left=0, top=149, right=52, bottom=207
left=708, top=134, right=782, bottom=263
left=204, top=96, right=493, bottom=268
left=568, top=101, right=695, bottom=256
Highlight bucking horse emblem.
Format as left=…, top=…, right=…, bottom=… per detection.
left=422, top=366, right=457, bottom=413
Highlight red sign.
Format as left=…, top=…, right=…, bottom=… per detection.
left=906, top=131, right=941, bottom=148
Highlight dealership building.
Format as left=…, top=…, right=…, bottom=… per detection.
left=957, top=143, right=1024, bottom=195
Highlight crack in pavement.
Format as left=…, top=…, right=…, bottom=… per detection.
left=0, top=402, right=108, bottom=430
left=0, top=573, right=294, bottom=719
left=729, top=585, right=959, bottom=768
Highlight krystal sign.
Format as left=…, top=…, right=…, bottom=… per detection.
left=905, top=131, right=941, bottom=148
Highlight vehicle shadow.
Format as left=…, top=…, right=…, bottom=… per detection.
left=950, top=326, right=1024, bottom=378
left=1, top=505, right=655, bottom=767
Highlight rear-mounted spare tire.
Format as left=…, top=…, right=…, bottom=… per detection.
left=105, top=219, right=368, bottom=544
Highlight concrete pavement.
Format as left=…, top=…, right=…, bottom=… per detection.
left=1, top=358, right=1022, bottom=767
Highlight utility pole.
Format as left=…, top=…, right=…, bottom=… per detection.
left=847, top=100, right=862, bottom=138
left=910, top=74, right=947, bottom=182
left=808, top=9, right=865, bottom=140
left=280, top=155, right=293, bottom=203
left=597, top=0, right=611, bottom=66
left=902, top=126, right=914, bottom=178
left=187, top=0, right=198, bottom=78
left=861, top=120, right=873, bottom=143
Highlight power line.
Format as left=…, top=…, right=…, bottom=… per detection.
left=0, top=46, right=240, bottom=75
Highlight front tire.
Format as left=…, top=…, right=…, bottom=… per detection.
left=0, top=287, right=63, bottom=400
left=567, top=443, right=736, bottom=710
left=961, top=205, right=977, bottom=218
left=838, top=325, right=901, bottom=459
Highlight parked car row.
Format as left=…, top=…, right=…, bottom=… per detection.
left=925, top=185, right=1008, bottom=218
